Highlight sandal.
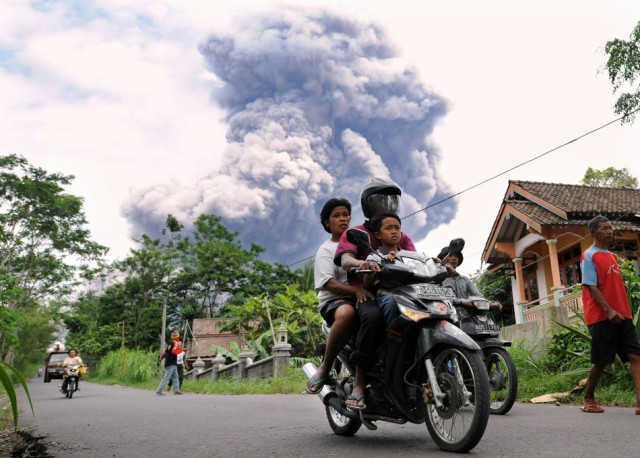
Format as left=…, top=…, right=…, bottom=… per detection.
left=305, top=374, right=331, bottom=394
left=580, top=400, right=604, bottom=413
left=346, top=394, right=366, bottom=411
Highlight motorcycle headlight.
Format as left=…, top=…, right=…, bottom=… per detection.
left=402, top=257, right=429, bottom=276
left=474, top=300, right=490, bottom=310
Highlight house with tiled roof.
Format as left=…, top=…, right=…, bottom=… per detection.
left=482, top=180, right=640, bottom=325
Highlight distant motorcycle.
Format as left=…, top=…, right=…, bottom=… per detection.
left=61, top=365, right=81, bottom=399
left=37, top=368, right=43, bottom=377
left=453, top=290, right=518, bottom=415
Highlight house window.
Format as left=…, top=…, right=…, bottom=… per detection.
left=558, top=246, right=582, bottom=287
left=523, top=262, right=539, bottom=303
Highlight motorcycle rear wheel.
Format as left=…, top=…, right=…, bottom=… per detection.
left=424, top=347, right=490, bottom=453
left=485, top=348, right=518, bottom=415
left=325, top=360, right=362, bottom=436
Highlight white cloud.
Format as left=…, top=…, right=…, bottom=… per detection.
left=0, top=0, right=638, bottom=266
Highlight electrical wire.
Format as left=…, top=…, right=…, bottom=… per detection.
left=286, top=109, right=640, bottom=268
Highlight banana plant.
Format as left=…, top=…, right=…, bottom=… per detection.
left=0, top=361, right=34, bottom=430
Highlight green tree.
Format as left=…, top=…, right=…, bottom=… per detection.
left=580, top=166, right=638, bottom=188
left=0, top=154, right=106, bottom=364
left=176, top=214, right=302, bottom=318
left=221, top=285, right=321, bottom=356
left=604, top=20, right=640, bottom=123
left=63, top=217, right=184, bottom=361
left=0, top=154, right=107, bottom=311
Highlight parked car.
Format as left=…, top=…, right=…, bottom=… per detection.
left=44, top=351, right=68, bottom=383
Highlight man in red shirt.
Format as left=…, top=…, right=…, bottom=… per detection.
left=580, top=215, right=640, bottom=414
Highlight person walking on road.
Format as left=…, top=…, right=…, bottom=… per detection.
left=580, top=215, right=640, bottom=414
left=156, top=330, right=184, bottom=395
left=167, top=341, right=189, bottom=391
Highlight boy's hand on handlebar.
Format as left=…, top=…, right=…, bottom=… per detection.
left=359, top=261, right=381, bottom=272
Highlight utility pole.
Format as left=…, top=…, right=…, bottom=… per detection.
left=160, top=297, right=167, bottom=360
left=264, top=295, right=276, bottom=345
left=118, top=321, right=125, bottom=373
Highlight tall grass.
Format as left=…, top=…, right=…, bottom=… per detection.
left=94, top=349, right=161, bottom=385
left=510, top=339, right=637, bottom=406
left=184, top=367, right=306, bottom=395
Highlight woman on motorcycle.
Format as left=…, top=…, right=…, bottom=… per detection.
left=61, top=349, right=83, bottom=393
left=306, top=197, right=376, bottom=402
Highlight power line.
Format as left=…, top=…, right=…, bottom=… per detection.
left=287, top=109, right=640, bottom=268
left=402, top=108, right=640, bottom=220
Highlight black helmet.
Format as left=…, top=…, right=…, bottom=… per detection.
left=360, top=177, right=402, bottom=219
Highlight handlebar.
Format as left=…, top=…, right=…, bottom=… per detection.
left=455, top=299, right=503, bottom=311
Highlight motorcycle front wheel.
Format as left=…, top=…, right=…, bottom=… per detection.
left=423, top=347, right=490, bottom=453
left=67, top=380, right=75, bottom=399
left=485, top=347, right=518, bottom=415
left=325, top=360, right=362, bottom=436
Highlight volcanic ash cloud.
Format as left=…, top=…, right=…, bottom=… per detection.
left=123, top=9, right=456, bottom=262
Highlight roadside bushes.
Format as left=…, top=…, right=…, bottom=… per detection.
left=94, top=349, right=161, bottom=384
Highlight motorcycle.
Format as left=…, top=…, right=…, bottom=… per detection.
left=453, top=291, right=518, bottom=415
left=37, top=368, right=43, bottom=377
left=303, top=229, right=490, bottom=453
left=61, top=365, right=80, bottom=399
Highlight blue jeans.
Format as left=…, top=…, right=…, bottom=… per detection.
left=378, top=292, right=398, bottom=327
left=157, top=364, right=180, bottom=393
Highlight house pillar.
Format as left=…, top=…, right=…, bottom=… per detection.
left=546, top=239, right=563, bottom=290
left=513, top=257, right=526, bottom=324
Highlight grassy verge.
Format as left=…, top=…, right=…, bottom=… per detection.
left=511, top=342, right=637, bottom=406
left=89, top=349, right=309, bottom=394
left=88, top=368, right=307, bottom=395
left=83, top=346, right=640, bottom=405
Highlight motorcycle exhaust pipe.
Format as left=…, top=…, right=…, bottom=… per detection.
left=302, top=363, right=337, bottom=405
left=302, top=363, right=360, bottom=420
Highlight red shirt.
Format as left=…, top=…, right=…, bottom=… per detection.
left=580, top=246, right=630, bottom=325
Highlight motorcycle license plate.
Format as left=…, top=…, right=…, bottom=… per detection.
left=476, top=323, right=500, bottom=333
left=412, top=283, right=455, bottom=298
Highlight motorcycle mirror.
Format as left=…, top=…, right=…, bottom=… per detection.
left=346, top=228, right=372, bottom=251
left=492, top=288, right=507, bottom=301
left=446, top=238, right=465, bottom=258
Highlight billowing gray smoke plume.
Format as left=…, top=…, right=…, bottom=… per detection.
left=123, top=9, right=457, bottom=264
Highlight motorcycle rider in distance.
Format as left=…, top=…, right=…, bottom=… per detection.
left=334, top=177, right=416, bottom=410
left=439, top=248, right=502, bottom=310
left=61, top=348, right=83, bottom=393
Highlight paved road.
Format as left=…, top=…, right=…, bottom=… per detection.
left=17, top=378, right=640, bottom=457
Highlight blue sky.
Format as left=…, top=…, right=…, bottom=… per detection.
left=1, top=0, right=639, bottom=273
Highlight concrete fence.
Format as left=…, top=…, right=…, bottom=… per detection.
left=185, top=325, right=292, bottom=382
left=501, top=286, right=581, bottom=356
